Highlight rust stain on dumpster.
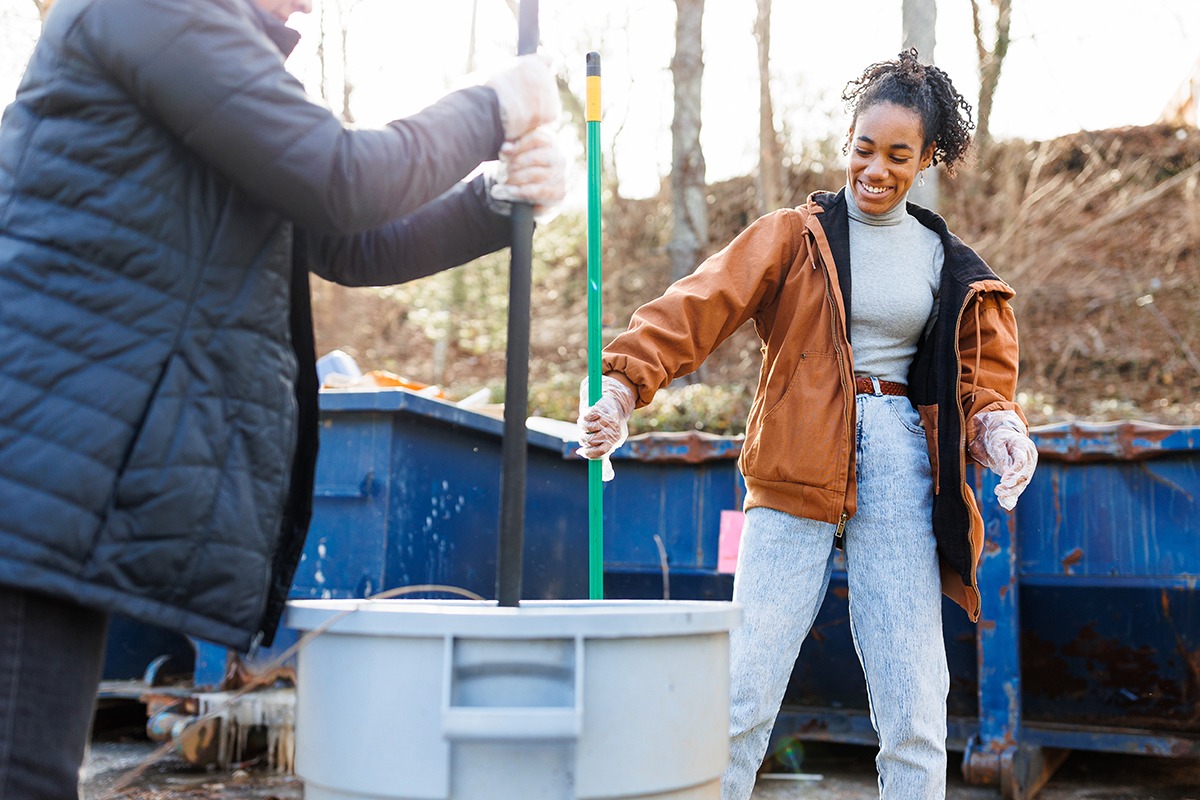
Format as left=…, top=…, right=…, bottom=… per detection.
left=624, top=431, right=743, bottom=463
left=1035, top=421, right=1189, bottom=463
left=1061, top=547, right=1084, bottom=573
left=1024, top=623, right=1200, bottom=730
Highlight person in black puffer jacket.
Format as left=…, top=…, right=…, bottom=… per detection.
left=0, top=0, right=566, bottom=796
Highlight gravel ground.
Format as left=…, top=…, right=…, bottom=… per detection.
left=81, top=734, right=1199, bottom=800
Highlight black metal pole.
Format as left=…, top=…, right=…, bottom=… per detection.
left=497, top=0, right=539, bottom=608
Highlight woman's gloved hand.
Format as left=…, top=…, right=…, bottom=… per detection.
left=577, top=376, right=636, bottom=481
left=489, top=127, right=569, bottom=222
left=486, top=54, right=561, bottom=140
left=968, top=410, right=1038, bottom=510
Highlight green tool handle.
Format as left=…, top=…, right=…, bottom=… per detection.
left=586, top=51, right=603, bottom=600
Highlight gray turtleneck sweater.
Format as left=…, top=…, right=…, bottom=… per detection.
left=844, top=184, right=944, bottom=385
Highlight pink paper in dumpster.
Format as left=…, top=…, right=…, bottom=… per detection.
left=718, top=510, right=745, bottom=574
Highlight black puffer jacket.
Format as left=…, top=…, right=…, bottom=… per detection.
left=0, top=0, right=512, bottom=650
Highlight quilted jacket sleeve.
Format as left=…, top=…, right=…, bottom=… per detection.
left=77, top=0, right=505, bottom=235
left=304, top=175, right=512, bottom=287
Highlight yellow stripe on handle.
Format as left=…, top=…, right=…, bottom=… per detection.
left=586, top=75, right=601, bottom=122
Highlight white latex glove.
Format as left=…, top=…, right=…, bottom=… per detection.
left=577, top=375, right=636, bottom=482
left=490, top=127, right=568, bottom=223
left=968, top=410, right=1038, bottom=511
left=485, top=54, right=561, bottom=140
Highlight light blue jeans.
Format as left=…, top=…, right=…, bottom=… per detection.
left=721, top=393, right=949, bottom=800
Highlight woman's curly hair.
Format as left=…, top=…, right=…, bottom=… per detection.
left=842, top=49, right=975, bottom=174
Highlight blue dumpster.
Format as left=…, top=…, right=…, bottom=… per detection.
left=768, top=421, right=1199, bottom=797
left=291, top=389, right=589, bottom=603
left=964, top=422, right=1199, bottom=796
left=291, top=388, right=745, bottom=608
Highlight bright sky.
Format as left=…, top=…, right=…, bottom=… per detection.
left=3, top=0, right=1200, bottom=199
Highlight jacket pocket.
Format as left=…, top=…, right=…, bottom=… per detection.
left=917, top=403, right=940, bottom=494
left=743, top=351, right=844, bottom=489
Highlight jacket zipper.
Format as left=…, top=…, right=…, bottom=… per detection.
left=834, top=512, right=848, bottom=540
left=818, top=247, right=854, bottom=540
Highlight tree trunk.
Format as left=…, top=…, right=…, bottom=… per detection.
left=312, top=0, right=361, bottom=375
left=466, top=0, right=479, bottom=73
left=317, top=0, right=329, bottom=108
left=971, top=0, right=1012, bottom=150
left=339, top=9, right=355, bottom=125
left=669, top=0, right=707, bottom=285
left=903, top=0, right=939, bottom=210
left=754, top=0, right=783, bottom=213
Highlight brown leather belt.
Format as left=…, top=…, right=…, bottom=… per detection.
left=854, top=376, right=908, bottom=396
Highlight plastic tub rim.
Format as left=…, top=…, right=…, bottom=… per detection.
left=286, top=598, right=741, bottom=639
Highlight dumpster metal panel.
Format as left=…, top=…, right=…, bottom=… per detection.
left=604, top=434, right=743, bottom=578
left=1020, top=585, right=1198, bottom=733
left=1002, top=423, right=1199, bottom=740
left=1017, top=459, right=1198, bottom=584
left=966, top=420, right=1200, bottom=789
left=307, top=389, right=590, bottom=602
left=292, top=412, right=392, bottom=599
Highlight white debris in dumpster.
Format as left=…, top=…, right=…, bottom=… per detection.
left=316, top=349, right=445, bottom=396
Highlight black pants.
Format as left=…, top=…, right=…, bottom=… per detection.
left=0, top=584, right=109, bottom=800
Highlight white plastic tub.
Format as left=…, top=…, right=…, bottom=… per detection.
left=286, top=599, right=740, bottom=800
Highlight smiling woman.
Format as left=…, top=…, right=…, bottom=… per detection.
left=577, top=47, right=1039, bottom=800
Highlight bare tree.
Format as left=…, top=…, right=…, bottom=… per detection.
left=309, top=0, right=366, bottom=379
left=902, top=0, right=937, bottom=63
left=316, top=0, right=364, bottom=123
left=668, top=0, right=707, bottom=285
left=902, top=0, right=940, bottom=209
left=754, top=0, right=783, bottom=213
left=970, top=0, right=1012, bottom=149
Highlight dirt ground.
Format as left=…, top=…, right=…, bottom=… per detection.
left=82, top=733, right=1199, bottom=800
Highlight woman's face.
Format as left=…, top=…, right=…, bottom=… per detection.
left=846, top=102, right=935, bottom=215
left=254, top=0, right=312, bottom=22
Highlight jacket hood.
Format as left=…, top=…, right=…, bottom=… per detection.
left=807, top=188, right=1013, bottom=299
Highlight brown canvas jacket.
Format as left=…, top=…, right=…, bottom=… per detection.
left=602, top=189, right=1025, bottom=620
